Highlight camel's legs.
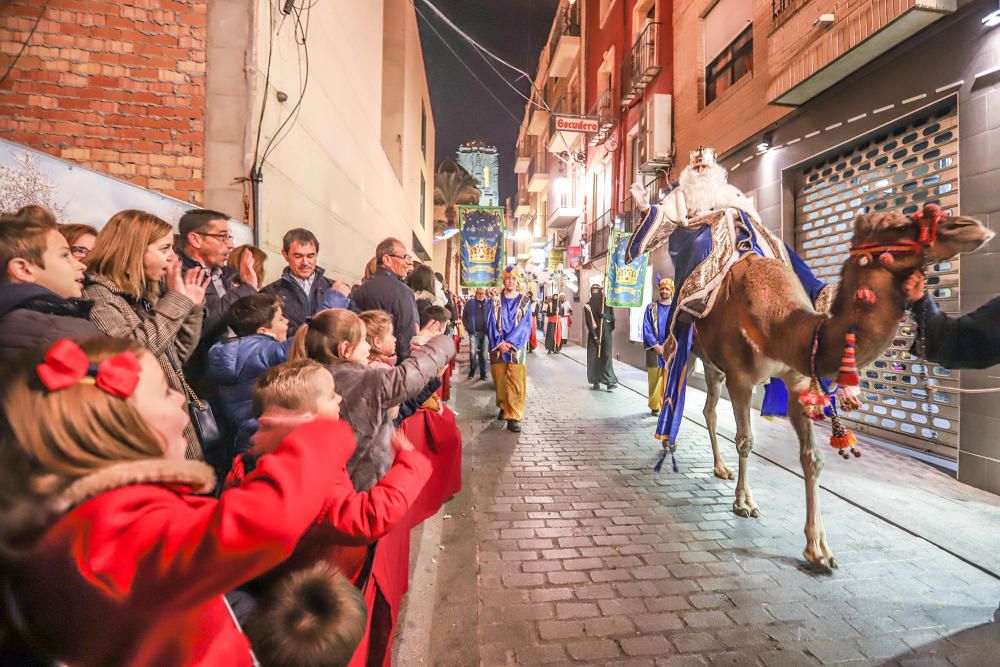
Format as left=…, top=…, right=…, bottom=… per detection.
left=787, top=393, right=837, bottom=568
left=728, top=379, right=759, bottom=518
left=702, top=363, right=734, bottom=480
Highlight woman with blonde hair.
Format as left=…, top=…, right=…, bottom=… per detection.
left=228, top=244, right=267, bottom=288
left=83, top=209, right=209, bottom=460
left=0, top=337, right=348, bottom=666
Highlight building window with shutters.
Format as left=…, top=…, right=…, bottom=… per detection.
left=703, top=0, right=752, bottom=106
left=705, top=25, right=753, bottom=105
left=420, top=172, right=426, bottom=229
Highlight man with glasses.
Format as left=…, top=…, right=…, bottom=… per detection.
left=352, top=237, right=420, bottom=360
left=177, top=209, right=258, bottom=386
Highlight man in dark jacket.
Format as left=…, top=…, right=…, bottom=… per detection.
left=176, top=209, right=257, bottom=385
left=905, top=271, right=1000, bottom=369
left=263, top=228, right=350, bottom=335
left=461, top=287, right=489, bottom=380
left=0, top=218, right=103, bottom=361
left=352, top=237, right=420, bottom=360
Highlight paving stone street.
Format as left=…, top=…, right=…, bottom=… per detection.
left=418, top=345, right=1000, bottom=666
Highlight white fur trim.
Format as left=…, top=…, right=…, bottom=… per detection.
left=52, top=459, right=216, bottom=513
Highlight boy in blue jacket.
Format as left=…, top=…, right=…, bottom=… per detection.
left=205, top=293, right=291, bottom=467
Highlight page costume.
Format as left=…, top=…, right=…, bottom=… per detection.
left=486, top=288, right=533, bottom=422
left=642, top=296, right=672, bottom=412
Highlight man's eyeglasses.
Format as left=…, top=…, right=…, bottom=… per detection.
left=388, top=253, right=414, bottom=262
left=196, top=232, right=234, bottom=243
left=70, top=246, right=91, bottom=259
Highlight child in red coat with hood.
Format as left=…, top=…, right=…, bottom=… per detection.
left=227, top=358, right=432, bottom=667
left=0, top=338, right=356, bottom=667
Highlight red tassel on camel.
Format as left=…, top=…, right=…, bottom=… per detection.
left=830, top=410, right=861, bottom=459
left=799, top=377, right=830, bottom=421
left=837, top=329, right=859, bottom=387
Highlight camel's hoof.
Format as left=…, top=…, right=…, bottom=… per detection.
left=714, top=466, right=735, bottom=481
left=733, top=506, right=750, bottom=518
left=803, top=550, right=838, bottom=570
left=749, top=507, right=760, bottom=518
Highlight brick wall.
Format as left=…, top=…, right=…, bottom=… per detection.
left=0, top=0, right=208, bottom=204
left=672, top=0, right=923, bottom=162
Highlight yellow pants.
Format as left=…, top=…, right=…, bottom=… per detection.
left=647, top=367, right=666, bottom=411
left=491, top=362, right=527, bottom=421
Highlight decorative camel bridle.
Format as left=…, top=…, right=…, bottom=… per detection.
left=800, top=204, right=947, bottom=459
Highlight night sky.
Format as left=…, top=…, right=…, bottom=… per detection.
left=416, top=0, right=560, bottom=202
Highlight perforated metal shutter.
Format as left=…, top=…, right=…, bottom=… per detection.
left=794, top=104, right=961, bottom=461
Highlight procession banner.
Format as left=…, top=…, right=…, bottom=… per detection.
left=604, top=230, right=648, bottom=308
left=459, top=205, right=505, bottom=287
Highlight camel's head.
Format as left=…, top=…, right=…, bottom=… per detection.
left=851, top=206, right=993, bottom=271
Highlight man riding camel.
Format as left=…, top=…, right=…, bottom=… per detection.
left=628, top=147, right=830, bottom=454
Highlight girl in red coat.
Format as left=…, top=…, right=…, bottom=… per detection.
left=0, top=337, right=358, bottom=667
left=227, top=359, right=432, bottom=667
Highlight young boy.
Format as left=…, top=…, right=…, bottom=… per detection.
left=227, top=359, right=432, bottom=667
left=204, top=293, right=291, bottom=464
left=0, top=217, right=102, bottom=362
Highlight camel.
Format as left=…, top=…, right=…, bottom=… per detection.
left=688, top=206, right=993, bottom=568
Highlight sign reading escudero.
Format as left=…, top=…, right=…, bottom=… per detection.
left=552, top=115, right=599, bottom=134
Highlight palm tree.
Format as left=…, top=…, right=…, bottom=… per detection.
left=434, top=161, right=481, bottom=290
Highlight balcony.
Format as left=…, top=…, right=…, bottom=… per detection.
left=770, top=0, right=957, bottom=105
left=527, top=150, right=549, bottom=192
left=547, top=2, right=581, bottom=79
left=547, top=195, right=582, bottom=229
left=547, top=93, right=587, bottom=154
left=588, top=88, right=616, bottom=147
left=586, top=209, right=613, bottom=262
left=514, top=190, right=531, bottom=217
left=527, top=102, right=550, bottom=136
left=514, top=138, right=533, bottom=173
left=621, top=22, right=661, bottom=105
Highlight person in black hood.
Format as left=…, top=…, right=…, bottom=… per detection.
left=584, top=282, right=617, bottom=391
left=0, top=217, right=103, bottom=362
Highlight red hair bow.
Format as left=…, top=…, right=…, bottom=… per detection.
left=37, top=339, right=141, bottom=398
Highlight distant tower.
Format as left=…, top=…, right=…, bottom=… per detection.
left=456, top=141, right=500, bottom=207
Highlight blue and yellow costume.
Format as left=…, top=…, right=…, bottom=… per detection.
left=486, top=267, right=533, bottom=423
left=641, top=278, right=673, bottom=413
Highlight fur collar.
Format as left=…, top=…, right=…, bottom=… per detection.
left=52, top=459, right=216, bottom=514
left=413, top=289, right=435, bottom=302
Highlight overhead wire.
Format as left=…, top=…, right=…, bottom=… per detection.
left=416, top=0, right=552, bottom=113
left=414, top=4, right=523, bottom=124
left=0, top=0, right=52, bottom=89
left=258, top=0, right=312, bottom=166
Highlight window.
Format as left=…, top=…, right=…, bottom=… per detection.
left=705, top=25, right=752, bottom=105
left=420, top=103, right=427, bottom=157
left=483, top=165, right=491, bottom=188
left=420, top=172, right=426, bottom=229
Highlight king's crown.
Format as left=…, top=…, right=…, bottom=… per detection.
left=617, top=264, right=639, bottom=285
left=467, top=239, right=497, bottom=264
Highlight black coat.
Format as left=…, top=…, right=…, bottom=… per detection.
left=0, top=283, right=104, bottom=363
left=462, top=298, right=488, bottom=334
left=351, top=268, right=420, bottom=360
left=262, top=267, right=333, bottom=336
left=178, top=250, right=256, bottom=386
left=911, top=293, right=1000, bottom=369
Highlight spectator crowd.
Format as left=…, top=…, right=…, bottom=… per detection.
left=0, top=204, right=467, bottom=667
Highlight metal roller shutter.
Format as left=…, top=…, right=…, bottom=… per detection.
left=794, top=103, right=961, bottom=461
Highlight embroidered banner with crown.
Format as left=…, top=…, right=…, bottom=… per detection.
left=605, top=230, right=649, bottom=308
left=459, top=205, right=506, bottom=288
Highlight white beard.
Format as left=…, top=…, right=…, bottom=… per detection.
left=679, top=163, right=729, bottom=214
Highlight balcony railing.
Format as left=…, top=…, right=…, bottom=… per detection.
left=549, top=2, right=581, bottom=63
left=589, top=88, right=615, bottom=146
left=772, top=0, right=805, bottom=20
left=621, top=22, right=662, bottom=105
left=586, top=208, right=613, bottom=261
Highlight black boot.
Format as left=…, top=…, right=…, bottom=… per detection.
left=507, top=420, right=521, bottom=433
